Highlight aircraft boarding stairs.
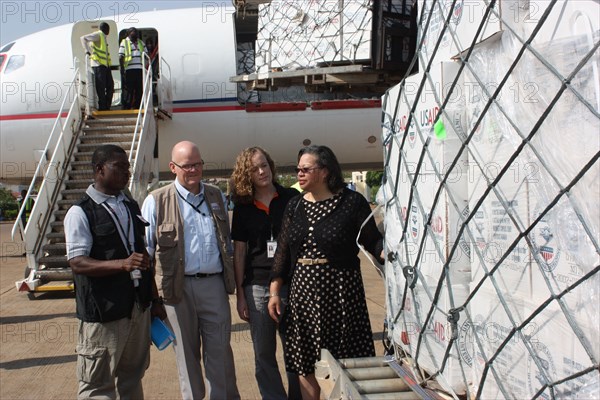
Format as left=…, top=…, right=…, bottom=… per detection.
left=13, top=60, right=161, bottom=298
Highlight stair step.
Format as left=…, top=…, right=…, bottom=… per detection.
left=37, top=255, right=69, bottom=268
left=91, top=110, right=143, bottom=118
left=80, top=133, right=135, bottom=143
left=50, top=221, right=64, bottom=232
left=42, top=243, right=67, bottom=255
left=70, top=161, right=94, bottom=171
left=85, top=117, right=138, bottom=125
left=60, top=189, right=87, bottom=200
left=57, top=200, right=77, bottom=210
left=46, top=232, right=66, bottom=242
left=78, top=142, right=138, bottom=151
left=52, top=209, right=68, bottom=219
left=68, top=170, right=94, bottom=179
left=74, top=150, right=134, bottom=161
left=65, top=179, right=93, bottom=189
left=82, top=127, right=136, bottom=136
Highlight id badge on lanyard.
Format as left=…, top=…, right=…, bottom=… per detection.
left=267, top=233, right=277, bottom=259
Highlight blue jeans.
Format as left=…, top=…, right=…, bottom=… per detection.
left=245, top=284, right=301, bottom=400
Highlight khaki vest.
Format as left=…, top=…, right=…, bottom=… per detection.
left=151, top=183, right=235, bottom=303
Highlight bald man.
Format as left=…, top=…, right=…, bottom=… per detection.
left=142, top=141, right=239, bottom=399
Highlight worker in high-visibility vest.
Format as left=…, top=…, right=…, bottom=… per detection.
left=119, top=27, right=146, bottom=110
left=19, top=189, right=34, bottom=229
left=81, top=22, right=114, bottom=111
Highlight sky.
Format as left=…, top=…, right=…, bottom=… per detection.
left=0, top=1, right=228, bottom=46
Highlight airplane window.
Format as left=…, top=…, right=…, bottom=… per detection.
left=4, top=55, right=25, bottom=74
left=0, top=42, right=15, bottom=52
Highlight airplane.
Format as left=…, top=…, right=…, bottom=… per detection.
left=0, top=4, right=386, bottom=186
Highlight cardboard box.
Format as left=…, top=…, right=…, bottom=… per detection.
left=468, top=166, right=532, bottom=298
left=383, top=61, right=471, bottom=284
left=383, top=61, right=468, bottom=168
left=469, top=285, right=528, bottom=399
left=417, top=0, right=525, bottom=64
left=392, top=279, right=472, bottom=394
left=255, top=0, right=374, bottom=72
left=528, top=0, right=600, bottom=45
left=521, top=299, right=599, bottom=399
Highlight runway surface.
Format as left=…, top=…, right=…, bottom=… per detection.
left=0, top=220, right=386, bottom=399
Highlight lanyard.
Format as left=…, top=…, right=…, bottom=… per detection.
left=102, top=201, right=133, bottom=255
left=176, top=189, right=207, bottom=216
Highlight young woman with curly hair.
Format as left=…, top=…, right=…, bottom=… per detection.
left=230, top=146, right=301, bottom=399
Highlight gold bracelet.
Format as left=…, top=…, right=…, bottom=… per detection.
left=269, top=293, right=279, bottom=298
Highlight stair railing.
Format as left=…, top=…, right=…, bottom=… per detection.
left=158, top=56, right=173, bottom=116
left=12, top=65, right=84, bottom=268
left=128, top=53, right=157, bottom=204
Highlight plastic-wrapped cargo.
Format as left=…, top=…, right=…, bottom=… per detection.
left=254, top=0, right=412, bottom=73
left=255, top=0, right=372, bottom=72
left=380, top=0, right=599, bottom=398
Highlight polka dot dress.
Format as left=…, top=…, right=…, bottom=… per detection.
left=283, top=193, right=375, bottom=376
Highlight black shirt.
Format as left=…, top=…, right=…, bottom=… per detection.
left=272, top=188, right=384, bottom=283
left=231, top=183, right=299, bottom=286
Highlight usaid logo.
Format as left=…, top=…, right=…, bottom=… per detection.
left=457, top=319, right=474, bottom=367
left=449, top=0, right=464, bottom=25
left=526, top=341, right=556, bottom=400
left=533, top=216, right=561, bottom=272
left=408, top=128, right=417, bottom=148
left=411, top=205, right=420, bottom=240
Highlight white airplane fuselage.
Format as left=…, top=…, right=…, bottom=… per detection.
left=0, top=6, right=383, bottom=184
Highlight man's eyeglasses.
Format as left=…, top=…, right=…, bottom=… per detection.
left=295, top=166, right=321, bottom=174
left=172, top=160, right=204, bottom=172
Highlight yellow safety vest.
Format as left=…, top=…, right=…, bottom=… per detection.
left=122, top=38, right=144, bottom=68
left=91, top=31, right=111, bottom=67
left=21, top=197, right=34, bottom=223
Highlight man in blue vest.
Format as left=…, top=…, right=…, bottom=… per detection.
left=119, top=27, right=146, bottom=110
left=64, top=144, right=166, bottom=399
left=81, top=22, right=114, bottom=111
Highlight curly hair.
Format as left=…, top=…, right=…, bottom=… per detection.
left=230, top=147, right=276, bottom=205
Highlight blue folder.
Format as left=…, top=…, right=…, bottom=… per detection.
left=151, top=317, right=175, bottom=350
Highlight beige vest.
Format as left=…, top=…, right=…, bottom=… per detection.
left=151, top=182, right=235, bottom=303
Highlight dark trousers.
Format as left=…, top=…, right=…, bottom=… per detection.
left=122, top=69, right=143, bottom=110
left=93, top=65, right=114, bottom=111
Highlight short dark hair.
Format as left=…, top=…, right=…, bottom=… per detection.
left=298, top=145, right=345, bottom=192
left=99, top=22, right=109, bottom=34
left=92, top=144, right=126, bottom=169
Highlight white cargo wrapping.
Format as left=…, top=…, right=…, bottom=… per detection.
left=381, top=0, right=599, bottom=398
left=255, top=0, right=374, bottom=72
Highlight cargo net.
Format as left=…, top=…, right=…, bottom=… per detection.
left=379, top=0, right=599, bottom=398
left=253, top=0, right=411, bottom=73
left=236, top=41, right=341, bottom=103
left=255, top=0, right=373, bottom=72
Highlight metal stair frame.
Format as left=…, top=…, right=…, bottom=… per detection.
left=14, top=55, right=159, bottom=294
left=12, top=66, right=84, bottom=291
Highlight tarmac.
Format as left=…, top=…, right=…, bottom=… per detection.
left=0, top=220, right=386, bottom=400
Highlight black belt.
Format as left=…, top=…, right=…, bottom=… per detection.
left=184, top=272, right=222, bottom=278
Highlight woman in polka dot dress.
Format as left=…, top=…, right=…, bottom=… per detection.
left=268, top=145, right=384, bottom=400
